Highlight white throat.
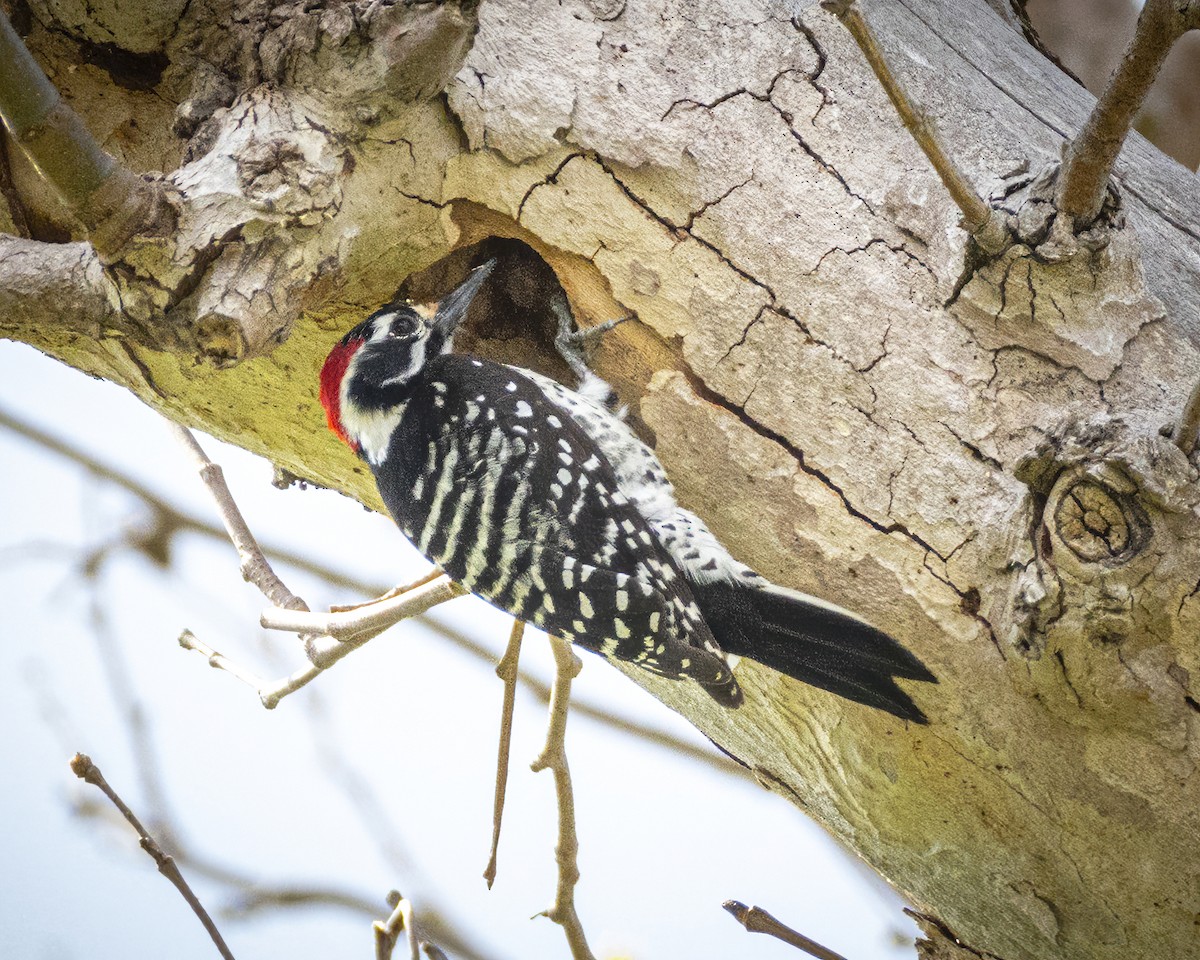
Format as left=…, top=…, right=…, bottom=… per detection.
left=340, top=396, right=406, bottom=466
left=339, top=337, right=410, bottom=466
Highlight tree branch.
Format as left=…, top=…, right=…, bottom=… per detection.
left=530, top=635, right=595, bottom=960
left=722, top=900, right=849, bottom=960
left=484, top=619, right=524, bottom=889
left=1057, top=0, right=1200, bottom=229
left=170, top=423, right=308, bottom=612
left=0, top=236, right=116, bottom=340
left=0, top=10, right=170, bottom=253
left=819, top=0, right=1009, bottom=253
left=69, top=753, right=237, bottom=960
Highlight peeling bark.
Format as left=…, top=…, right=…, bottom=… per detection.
left=3, top=2, right=1200, bottom=959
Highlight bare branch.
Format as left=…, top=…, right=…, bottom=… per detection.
left=171, top=419, right=474, bottom=706
left=179, top=628, right=272, bottom=689
left=484, top=619, right=525, bottom=889
left=179, top=575, right=465, bottom=708
left=722, top=900, right=850, bottom=960
left=1058, top=0, right=1200, bottom=228
left=0, top=236, right=117, bottom=341
left=819, top=0, right=1009, bottom=253
left=0, top=10, right=170, bottom=251
left=69, top=753, right=237, bottom=960
left=170, top=423, right=308, bottom=612
left=530, top=635, right=595, bottom=960
left=260, top=575, right=465, bottom=640
left=371, top=891, right=456, bottom=960
left=330, top=568, right=447, bottom=611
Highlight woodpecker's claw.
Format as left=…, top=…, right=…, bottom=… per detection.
left=551, top=292, right=627, bottom=381
left=327, top=568, right=446, bottom=613
left=260, top=572, right=462, bottom=642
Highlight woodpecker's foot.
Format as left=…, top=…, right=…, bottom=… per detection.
left=261, top=571, right=461, bottom=641
left=327, top=568, right=445, bottom=613
left=550, top=291, right=626, bottom=382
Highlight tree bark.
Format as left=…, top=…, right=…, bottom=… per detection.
left=4, top=2, right=1200, bottom=958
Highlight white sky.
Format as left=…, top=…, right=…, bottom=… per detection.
left=0, top=340, right=918, bottom=960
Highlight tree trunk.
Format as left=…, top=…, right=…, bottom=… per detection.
left=4, top=1, right=1199, bottom=958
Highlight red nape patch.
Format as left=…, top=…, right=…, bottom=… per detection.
left=319, top=338, right=363, bottom=451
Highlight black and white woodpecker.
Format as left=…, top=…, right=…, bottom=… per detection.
left=319, top=262, right=935, bottom=720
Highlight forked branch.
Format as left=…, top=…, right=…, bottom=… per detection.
left=172, top=423, right=464, bottom=706
left=374, top=891, right=420, bottom=960
left=180, top=575, right=464, bottom=707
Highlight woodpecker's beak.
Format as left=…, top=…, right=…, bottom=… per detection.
left=432, top=260, right=495, bottom=335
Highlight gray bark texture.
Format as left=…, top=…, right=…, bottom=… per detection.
left=3, top=1, right=1199, bottom=958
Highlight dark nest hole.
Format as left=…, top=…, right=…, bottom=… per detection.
left=395, top=236, right=578, bottom=384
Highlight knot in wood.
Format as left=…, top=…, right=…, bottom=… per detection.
left=1051, top=478, right=1139, bottom=564
left=196, top=312, right=247, bottom=367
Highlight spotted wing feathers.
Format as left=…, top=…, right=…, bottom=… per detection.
left=517, top=364, right=935, bottom=721
left=372, top=355, right=741, bottom=706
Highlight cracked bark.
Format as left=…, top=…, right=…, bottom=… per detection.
left=4, top=2, right=1200, bottom=959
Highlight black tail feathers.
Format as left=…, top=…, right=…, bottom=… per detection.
left=693, top=579, right=936, bottom=723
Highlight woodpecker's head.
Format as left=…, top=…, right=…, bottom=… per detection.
left=320, top=261, right=493, bottom=454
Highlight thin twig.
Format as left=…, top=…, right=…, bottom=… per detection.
left=723, top=900, right=850, bottom=960
left=69, top=753, right=237, bottom=960
left=374, top=891, right=420, bottom=960
left=1173, top=378, right=1200, bottom=456
left=484, top=619, right=524, bottom=889
left=170, top=423, right=307, bottom=612
left=1057, top=0, right=1200, bottom=229
left=180, top=574, right=465, bottom=708
left=819, top=0, right=1008, bottom=253
left=531, top=635, right=596, bottom=960
left=330, top=568, right=446, bottom=611
left=172, top=419, right=467, bottom=705
left=180, top=629, right=272, bottom=690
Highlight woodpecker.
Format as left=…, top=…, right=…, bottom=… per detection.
left=320, top=262, right=935, bottom=720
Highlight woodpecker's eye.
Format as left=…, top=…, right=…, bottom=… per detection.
left=387, top=315, right=422, bottom=340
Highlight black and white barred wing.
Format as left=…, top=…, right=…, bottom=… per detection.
left=374, top=355, right=741, bottom=705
